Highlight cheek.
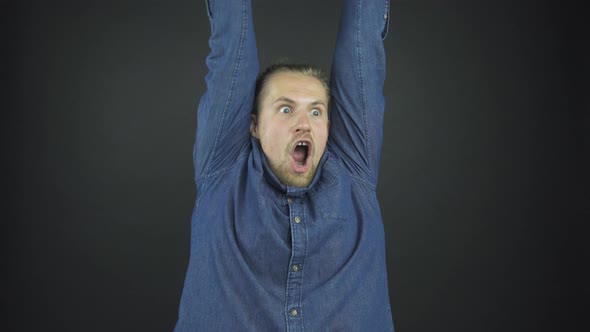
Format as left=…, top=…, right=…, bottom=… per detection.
left=260, top=126, right=284, bottom=153
left=316, top=123, right=330, bottom=140
left=313, top=125, right=329, bottom=154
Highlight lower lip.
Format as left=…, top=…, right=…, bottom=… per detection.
left=291, top=156, right=310, bottom=173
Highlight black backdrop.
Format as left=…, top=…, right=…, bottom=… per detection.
left=5, top=0, right=588, bottom=331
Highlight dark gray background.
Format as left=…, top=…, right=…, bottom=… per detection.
left=5, top=0, right=588, bottom=331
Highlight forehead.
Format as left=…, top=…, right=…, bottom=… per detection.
left=262, top=72, right=329, bottom=104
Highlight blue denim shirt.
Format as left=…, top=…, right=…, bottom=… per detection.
left=175, top=0, right=393, bottom=331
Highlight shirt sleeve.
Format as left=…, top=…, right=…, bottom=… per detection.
left=194, top=0, right=259, bottom=179
left=328, top=0, right=390, bottom=186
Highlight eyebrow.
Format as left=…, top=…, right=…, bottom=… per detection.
left=272, top=96, right=327, bottom=108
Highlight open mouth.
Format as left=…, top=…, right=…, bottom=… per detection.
left=291, top=140, right=311, bottom=173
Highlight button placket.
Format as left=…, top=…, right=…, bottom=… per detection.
left=285, top=194, right=306, bottom=330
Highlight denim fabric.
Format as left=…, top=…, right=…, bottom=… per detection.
left=175, top=0, right=393, bottom=331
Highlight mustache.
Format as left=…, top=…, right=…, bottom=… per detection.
left=290, top=134, right=313, bottom=145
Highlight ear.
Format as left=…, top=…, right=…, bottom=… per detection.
left=250, top=113, right=259, bottom=138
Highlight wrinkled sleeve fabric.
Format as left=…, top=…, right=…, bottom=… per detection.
left=194, top=0, right=259, bottom=179
left=328, top=0, right=390, bottom=186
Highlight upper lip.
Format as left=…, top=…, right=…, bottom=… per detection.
left=291, top=138, right=313, bottom=153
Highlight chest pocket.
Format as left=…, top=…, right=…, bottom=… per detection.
left=308, top=173, right=353, bottom=222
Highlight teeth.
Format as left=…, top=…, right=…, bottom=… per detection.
left=297, top=141, right=308, bottom=146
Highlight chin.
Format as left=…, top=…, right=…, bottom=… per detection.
left=287, top=169, right=316, bottom=188
left=276, top=170, right=314, bottom=188
left=269, top=158, right=317, bottom=188
left=286, top=178, right=312, bottom=188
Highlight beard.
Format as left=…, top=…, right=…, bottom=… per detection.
left=269, top=159, right=317, bottom=188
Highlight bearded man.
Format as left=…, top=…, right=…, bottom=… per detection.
left=175, top=0, right=393, bottom=330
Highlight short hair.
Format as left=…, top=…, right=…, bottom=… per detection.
left=253, top=63, right=330, bottom=115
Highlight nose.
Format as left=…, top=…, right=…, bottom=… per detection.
left=293, top=112, right=311, bottom=133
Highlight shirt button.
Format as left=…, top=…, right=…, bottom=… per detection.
left=292, top=264, right=300, bottom=272
left=287, top=197, right=293, bottom=204
left=294, top=216, right=301, bottom=223
left=290, top=308, right=298, bottom=316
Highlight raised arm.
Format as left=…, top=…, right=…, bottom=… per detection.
left=194, top=0, right=259, bottom=178
left=328, top=0, right=390, bottom=186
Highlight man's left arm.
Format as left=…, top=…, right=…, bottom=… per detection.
left=328, top=0, right=390, bottom=186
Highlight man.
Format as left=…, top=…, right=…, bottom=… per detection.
left=175, top=0, right=393, bottom=330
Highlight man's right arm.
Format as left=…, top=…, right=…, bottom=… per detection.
left=194, top=0, right=259, bottom=179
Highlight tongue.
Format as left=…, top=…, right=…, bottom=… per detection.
left=293, top=146, right=307, bottom=164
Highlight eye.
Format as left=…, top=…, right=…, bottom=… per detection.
left=279, top=106, right=292, bottom=114
left=311, top=109, right=321, bottom=117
